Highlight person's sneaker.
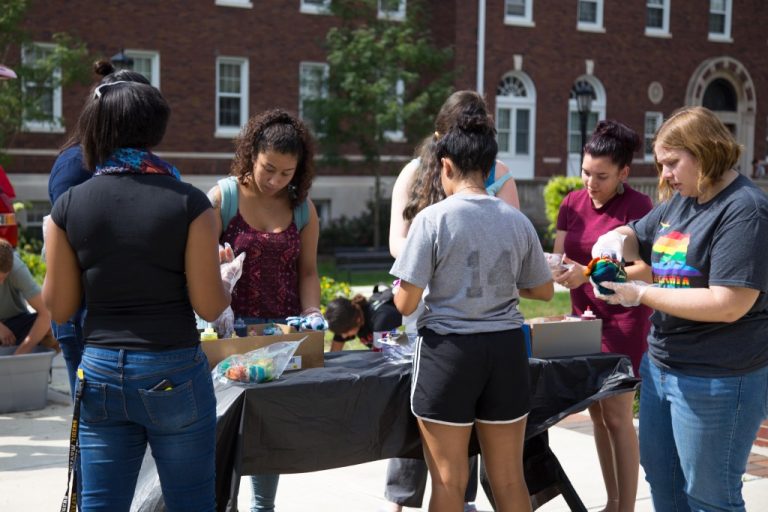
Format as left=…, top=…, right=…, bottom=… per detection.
left=464, top=503, right=478, bottom=512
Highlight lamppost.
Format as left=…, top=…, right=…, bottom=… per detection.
left=110, top=49, right=134, bottom=71
left=574, top=81, right=593, bottom=166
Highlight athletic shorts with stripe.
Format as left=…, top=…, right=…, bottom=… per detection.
left=410, top=328, right=530, bottom=426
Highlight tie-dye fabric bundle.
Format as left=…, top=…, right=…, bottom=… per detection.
left=584, top=256, right=627, bottom=295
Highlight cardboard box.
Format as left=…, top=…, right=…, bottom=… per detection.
left=201, top=323, right=325, bottom=370
left=526, top=315, right=602, bottom=358
left=0, top=346, right=56, bottom=413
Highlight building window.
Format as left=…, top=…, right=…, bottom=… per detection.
left=215, top=0, right=253, bottom=7
left=504, top=0, right=534, bottom=26
left=383, top=78, right=405, bottom=142
left=125, top=50, right=160, bottom=88
left=645, top=0, right=670, bottom=36
left=496, top=76, right=531, bottom=156
left=708, top=0, right=732, bottom=41
left=301, top=0, right=331, bottom=15
left=566, top=77, right=606, bottom=176
left=21, top=43, right=63, bottom=133
left=299, top=62, right=329, bottom=134
left=644, top=112, right=663, bottom=161
left=577, top=0, right=604, bottom=32
left=216, top=57, right=248, bottom=137
left=378, top=0, right=406, bottom=21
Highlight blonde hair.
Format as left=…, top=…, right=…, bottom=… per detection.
left=653, top=106, right=741, bottom=201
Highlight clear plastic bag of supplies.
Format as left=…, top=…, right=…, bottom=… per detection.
left=374, top=330, right=416, bottom=363
left=212, top=339, right=304, bottom=385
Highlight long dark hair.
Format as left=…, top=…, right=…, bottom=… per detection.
left=230, top=109, right=316, bottom=208
left=402, top=90, right=494, bottom=221
left=62, top=60, right=151, bottom=151
left=79, top=81, right=170, bottom=170
left=325, top=295, right=367, bottom=334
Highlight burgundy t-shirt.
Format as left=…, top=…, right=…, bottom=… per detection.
left=556, top=185, right=653, bottom=373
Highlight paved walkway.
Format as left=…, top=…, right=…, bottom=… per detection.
left=2, top=353, right=768, bottom=511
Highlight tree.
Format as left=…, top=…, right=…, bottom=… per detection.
left=316, top=0, right=454, bottom=247
left=0, top=0, right=89, bottom=162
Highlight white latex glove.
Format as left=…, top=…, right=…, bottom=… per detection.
left=220, top=251, right=246, bottom=294
left=594, top=280, right=652, bottom=307
left=219, top=242, right=234, bottom=263
left=213, top=306, right=235, bottom=338
left=591, top=231, right=627, bottom=260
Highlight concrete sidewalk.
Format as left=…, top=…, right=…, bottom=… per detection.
left=2, top=352, right=768, bottom=511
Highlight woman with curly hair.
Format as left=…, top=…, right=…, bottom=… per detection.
left=207, top=109, right=322, bottom=512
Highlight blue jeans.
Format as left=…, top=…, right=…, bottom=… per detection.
left=78, top=345, right=216, bottom=512
left=639, top=354, right=768, bottom=512
left=52, top=306, right=86, bottom=398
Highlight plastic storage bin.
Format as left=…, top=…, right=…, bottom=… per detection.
left=0, top=346, right=55, bottom=413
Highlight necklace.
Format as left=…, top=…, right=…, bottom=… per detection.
left=455, top=185, right=486, bottom=195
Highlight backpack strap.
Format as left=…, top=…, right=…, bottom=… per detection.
left=218, top=176, right=238, bottom=231
left=486, top=172, right=514, bottom=197
left=293, top=199, right=309, bottom=231
left=219, top=176, right=309, bottom=232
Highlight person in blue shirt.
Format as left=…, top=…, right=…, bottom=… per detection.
left=48, top=60, right=151, bottom=397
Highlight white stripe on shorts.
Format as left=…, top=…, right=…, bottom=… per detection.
left=476, top=411, right=529, bottom=425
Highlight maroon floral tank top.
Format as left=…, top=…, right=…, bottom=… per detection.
left=221, top=212, right=301, bottom=319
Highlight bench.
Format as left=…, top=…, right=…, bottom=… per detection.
left=334, top=247, right=394, bottom=281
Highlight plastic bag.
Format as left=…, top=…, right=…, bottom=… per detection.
left=212, top=339, right=304, bottom=385
left=374, top=331, right=416, bottom=363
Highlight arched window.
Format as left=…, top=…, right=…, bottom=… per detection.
left=702, top=78, right=737, bottom=112
left=566, top=75, right=606, bottom=175
left=495, top=72, right=537, bottom=178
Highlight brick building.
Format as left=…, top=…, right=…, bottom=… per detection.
left=4, top=0, right=767, bottom=229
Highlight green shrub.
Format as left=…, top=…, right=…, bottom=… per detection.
left=320, top=276, right=352, bottom=312
left=318, top=199, right=391, bottom=254
left=18, top=248, right=45, bottom=285
left=542, top=176, right=584, bottom=245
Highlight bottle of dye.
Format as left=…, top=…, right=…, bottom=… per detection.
left=581, top=307, right=597, bottom=320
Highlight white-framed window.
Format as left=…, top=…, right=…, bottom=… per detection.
left=21, top=43, right=63, bottom=133
left=125, top=50, right=160, bottom=88
left=215, top=0, right=253, bottom=7
left=645, top=0, right=670, bottom=37
left=495, top=72, right=537, bottom=178
left=567, top=76, right=606, bottom=175
left=577, top=0, right=604, bottom=32
left=383, top=78, right=405, bottom=142
left=299, top=62, right=329, bottom=134
left=708, top=0, right=732, bottom=41
left=378, top=0, right=406, bottom=21
left=644, top=112, right=664, bottom=161
left=215, top=57, right=248, bottom=137
left=301, top=0, right=331, bottom=15
left=504, top=0, right=534, bottom=26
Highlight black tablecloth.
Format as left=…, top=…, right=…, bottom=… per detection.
left=132, top=350, right=639, bottom=512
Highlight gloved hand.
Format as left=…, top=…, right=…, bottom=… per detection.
left=593, top=280, right=652, bottom=307
left=286, top=308, right=328, bottom=332
left=591, top=231, right=627, bottom=260
left=213, top=306, right=235, bottom=338
left=219, top=242, right=234, bottom=263
left=220, top=251, right=246, bottom=294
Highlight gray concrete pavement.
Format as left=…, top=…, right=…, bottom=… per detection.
left=2, top=352, right=767, bottom=511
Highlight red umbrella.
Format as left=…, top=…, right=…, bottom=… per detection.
left=0, top=65, right=17, bottom=80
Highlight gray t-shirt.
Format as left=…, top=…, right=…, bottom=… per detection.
left=390, top=194, right=551, bottom=335
left=0, top=252, right=41, bottom=320
left=631, top=174, right=768, bottom=376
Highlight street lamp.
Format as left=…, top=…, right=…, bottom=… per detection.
left=110, top=49, right=134, bottom=71
left=574, top=81, right=593, bottom=166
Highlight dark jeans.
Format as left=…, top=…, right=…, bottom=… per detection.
left=4, top=311, right=37, bottom=344
left=384, top=456, right=479, bottom=507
